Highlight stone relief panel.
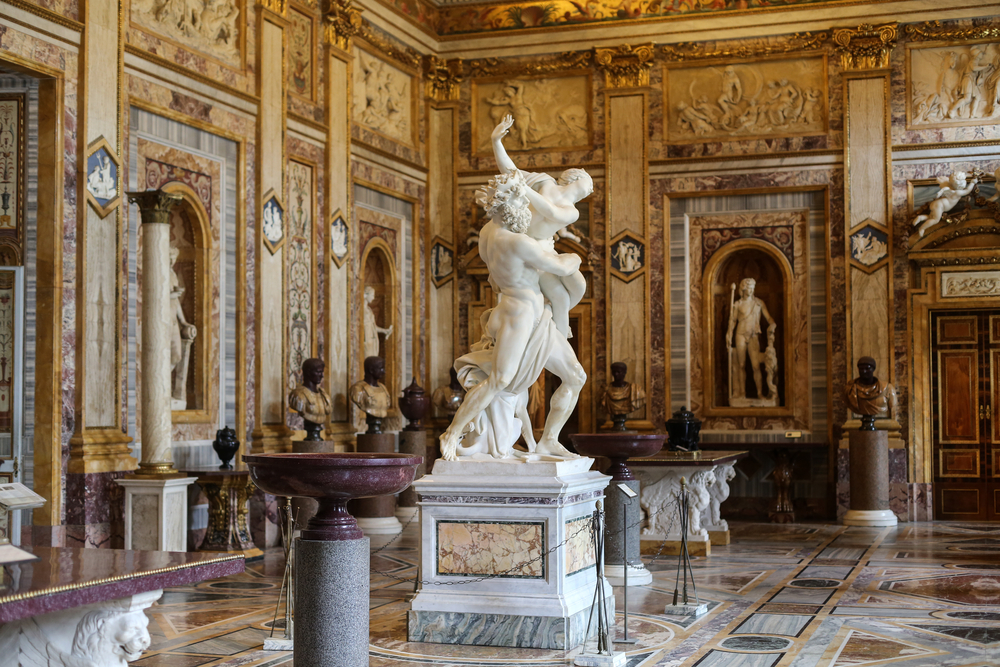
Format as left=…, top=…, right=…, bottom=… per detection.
left=131, top=0, right=243, bottom=68
left=288, top=6, right=315, bottom=100
left=665, top=57, right=827, bottom=143
left=352, top=47, right=415, bottom=145
left=907, top=41, right=1000, bottom=128
left=941, top=270, right=1000, bottom=298
left=472, top=74, right=591, bottom=155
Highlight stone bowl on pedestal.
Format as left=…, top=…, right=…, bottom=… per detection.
left=243, top=452, right=421, bottom=541
left=570, top=433, right=666, bottom=481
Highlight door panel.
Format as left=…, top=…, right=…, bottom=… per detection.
left=938, top=350, right=979, bottom=443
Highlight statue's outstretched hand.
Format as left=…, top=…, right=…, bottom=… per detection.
left=492, top=114, right=515, bottom=141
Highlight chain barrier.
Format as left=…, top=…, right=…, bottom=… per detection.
left=368, top=490, right=684, bottom=586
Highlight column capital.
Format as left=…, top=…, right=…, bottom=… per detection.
left=423, top=56, right=463, bottom=103
left=594, top=43, right=655, bottom=89
left=257, top=0, right=287, bottom=16
left=127, top=190, right=183, bottom=225
left=324, top=0, right=363, bottom=52
left=833, top=22, right=897, bottom=71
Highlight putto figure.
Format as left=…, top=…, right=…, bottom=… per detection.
left=911, top=170, right=978, bottom=237
left=844, top=356, right=897, bottom=430
left=726, top=278, right=778, bottom=407
left=438, top=118, right=591, bottom=461
left=289, top=358, right=332, bottom=441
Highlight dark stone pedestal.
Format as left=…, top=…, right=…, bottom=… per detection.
left=844, top=428, right=896, bottom=527
left=397, top=430, right=426, bottom=517
left=352, top=432, right=402, bottom=534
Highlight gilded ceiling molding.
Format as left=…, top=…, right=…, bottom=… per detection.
left=832, top=22, right=897, bottom=70
left=257, top=0, right=287, bottom=17
left=594, top=43, right=655, bottom=88
left=423, top=56, right=464, bottom=102
left=661, top=31, right=827, bottom=62
left=465, top=51, right=593, bottom=78
left=904, top=20, right=1000, bottom=42
left=324, top=0, right=363, bottom=51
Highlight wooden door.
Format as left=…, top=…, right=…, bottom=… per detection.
left=931, top=311, right=1000, bottom=521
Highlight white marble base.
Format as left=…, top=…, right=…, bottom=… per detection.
left=665, top=602, right=708, bottom=616
left=842, top=509, right=898, bottom=527
left=575, top=651, right=627, bottom=667
left=263, top=637, right=293, bottom=650
left=408, top=458, right=612, bottom=650
left=117, top=477, right=196, bottom=551
left=395, top=505, right=419, bottom=523
left=0, top=589, right=162, bottom=666
left=357, top=516, right=403, bottom=535
left=604, top=562, right=652, bottom=587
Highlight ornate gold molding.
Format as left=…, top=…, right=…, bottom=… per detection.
left=323, top=0, right=363, bottom=52
left=257, top=0, right=287, bottom=16
left=661, top=31, right=827, bottom=62
left=904, top=20, right=1000, bottom=42
left=466, top=51, right=592, bottom=78
left=424, top=55, right=463, bottom=102
left=126, top=190, right=183, bottom=225
left=832, top=22, right=897, bottom=70
left=594, top=43, right=654, bottom=88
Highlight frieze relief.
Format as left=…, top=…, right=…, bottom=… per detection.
left=908, top=41, right=1000, bottom=128
left=665, top=57, right=827, bottom=143
left=941, top=270, right=1000, bottom=297
left=131, top=0, right=242, bottom=68
left=352, top=47, right=415, bottom=145
left=473, top=74, right=591, bottom=154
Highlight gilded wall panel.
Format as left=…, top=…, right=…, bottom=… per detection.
left=352, top=46, right=416, bottom=146
left=286, top=160, right=313, bottom=396
left=288, top=6, right=315, bottom=101
left=472, top=74, right=591, bottom=156
left=664, top=56, right=827, bottom=143
left=907, top=41, right=1000, bottom=129
left=131, top=0, right=244, bottom=69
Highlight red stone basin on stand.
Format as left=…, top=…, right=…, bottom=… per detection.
left=571, top=433, right=666, bottom=481
left=243, top=452, right=421, bottom=541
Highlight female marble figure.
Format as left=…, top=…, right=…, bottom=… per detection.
left=363, top=286, right=393, bottom=360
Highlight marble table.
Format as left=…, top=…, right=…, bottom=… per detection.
left=182, top=467, right=264, bottom=560
left=629, top=450, right=747, bottom=556
left=0, top=546, right=244, bottom=665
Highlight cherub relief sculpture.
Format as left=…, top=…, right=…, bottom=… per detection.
left=912, top=45, right=1000, bottom=124
left=844, top=355, right=897, bottom=430
left=726, top=278, right=778, bottom=407
left=169, top=245, right=197, bottom=410
left=911, top=170, right=979, bottom=237
left=355, top=52, right=409, bottom=139
left=289, top=358, right=333, bottom=441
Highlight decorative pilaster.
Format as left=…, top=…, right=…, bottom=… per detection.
left=594, top=43, right=654, bottom=88
left=423, top=55, right=463, bottom=103
left=833, top=23, right=897, bottom=70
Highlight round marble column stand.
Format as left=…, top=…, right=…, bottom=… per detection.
left=571, top=434, right=666, bottom=587
left=244, top=453, right=420, bottom=667
left=396, top=378, right=429, bottom=523
left=843, top=416, right=897, bottom=527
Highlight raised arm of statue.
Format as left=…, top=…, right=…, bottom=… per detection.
left=491, top=115, right=518, bottom=174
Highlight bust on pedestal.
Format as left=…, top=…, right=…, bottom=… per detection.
left=349, top=356, right=402, bottom=535
left=602, top=362, right=645, bottom=432
left=843, top=356, right=898, bottom=527
left=289, top=357, right=333, bottom=444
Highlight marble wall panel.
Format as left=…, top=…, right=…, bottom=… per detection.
left=847, top=77, right=887, bottom=227
left=286, top=160, right=313, bottom=409
left=850, top=266, right=889, bottom=384
left=436, top=520, right=544, bottom=578
left=564, top=515, right=595, bottom=576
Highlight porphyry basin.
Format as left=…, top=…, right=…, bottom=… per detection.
left=243, top=452, right=421, bottom=541
left=570, top=433, right=665, bottom=481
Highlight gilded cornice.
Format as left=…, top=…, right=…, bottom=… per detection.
left=904, top=20, right=1000, bottom=42
left=324, top=0, right=363, bottom=51
left=257, top=0, right=287, bottom=17
left=423, top=55, right=463, bottom=102
left=832, top=22, right=897, bottom=70
left=466, top=51, right=593, bottom=78
left=594, top=43, right=654, bottom=88
left=661, top=31, right=827, bottom=62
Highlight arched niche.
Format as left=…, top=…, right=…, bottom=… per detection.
left=360, top=238, right=397, bottom=401
left=702, top=239, right=793, bottom=414
left=161, top=181, right=212, bottom=420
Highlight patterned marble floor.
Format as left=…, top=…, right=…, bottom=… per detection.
left=136, top=521, right=1000, bottom=666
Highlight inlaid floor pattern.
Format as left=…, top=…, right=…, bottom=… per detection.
left=136, top=521, right=1000, bottom=666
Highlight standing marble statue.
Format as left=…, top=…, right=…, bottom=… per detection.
left=349, top=356, right=392, bottom=434
left=289, top=358, right=332, bottom=441
left=438, top=116, right=591, bottom=461
left=602, top=361, right=645, bottom=432
left=845, top=356, right=897, bottom=429
left=726, top=278, right=778, bottom=407
left=363, top=286, right=393, bottom=360
left=170, top=245, right=197, bottom=410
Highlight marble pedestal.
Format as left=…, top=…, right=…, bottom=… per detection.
left=844, top=428, right=897, bottom=527
left=353, top=433, right=402, bottom=535
left=408, top=457, right=614, bottom=650
left=295, top=537, right=369, bottom=667
left=118, top=476, right=196, bottom=551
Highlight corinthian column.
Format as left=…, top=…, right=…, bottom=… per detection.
left=129, top=190, right=183, bottom=475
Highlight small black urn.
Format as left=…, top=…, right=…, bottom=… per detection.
left=212, top=426, right=240, bottom=470
left=665, top=406, right=701, bottom=452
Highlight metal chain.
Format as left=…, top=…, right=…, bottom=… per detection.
left=370, top=490, right=684, bottom=586
left=369, top=509, right=419, bottom=556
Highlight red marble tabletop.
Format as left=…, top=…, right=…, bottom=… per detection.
left=628, top=450, right=749, bottom=466
left=0, top=546, right=245, bottom=622
left=180, top=467, right=252, bottom=477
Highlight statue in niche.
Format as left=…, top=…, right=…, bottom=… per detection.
left=911, top=171, right=979, bottom=237
left=726, top=278, right=778, bottom=408
left=289, top=358, right=332, bottom=441
left=169, top=245, right=197, bottom=410
left=844, top=355, right=897, bottom=430
left=363, top=285, right=393, bottom=360
left=349, top=356, right=392, bottom=434
left=438, top=116, right=592, bottom=461
left=602, top=361, right=645, bottom=432
left=432, top=367, right=465, bottom=417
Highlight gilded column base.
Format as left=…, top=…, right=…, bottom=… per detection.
left=133, top=462, right=187, bottom=479
left=67, top=429, right=137, bottom=474
left=250, top=424, right=294, bottom=454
